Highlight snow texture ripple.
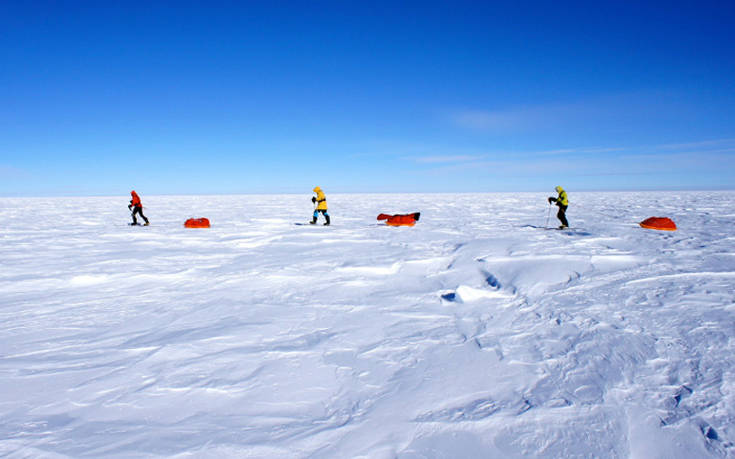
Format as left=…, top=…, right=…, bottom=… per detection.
left=1, top=192, right=734, bottom=458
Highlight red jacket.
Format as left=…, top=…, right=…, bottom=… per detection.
left=130, top=191, right=142, bottom=207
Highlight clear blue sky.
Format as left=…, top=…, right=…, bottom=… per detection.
left=1, top=1, right=734, bottom=196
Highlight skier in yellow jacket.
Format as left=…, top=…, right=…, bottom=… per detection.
left=311, top=186, right=330, bottom=225
left=548, top=186, right=569, bottom=229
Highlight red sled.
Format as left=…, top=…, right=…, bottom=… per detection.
left=639, top=217, right=676, bottom=231
left=377, top=212, right=421, bottom=227
left=184, top=218, right=210, bottom=228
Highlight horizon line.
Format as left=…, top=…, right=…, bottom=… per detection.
left=2, top=188, right=734, bottom=198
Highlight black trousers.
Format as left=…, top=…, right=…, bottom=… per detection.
left=312, top=209, right=330, bottom=224
left=132, top=206, right=149, bottom=225
left=557, top=204, right=568, bottom=227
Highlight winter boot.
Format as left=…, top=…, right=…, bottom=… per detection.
left=324, top=214, right=330, bottom=226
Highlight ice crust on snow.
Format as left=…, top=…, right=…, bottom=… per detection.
left=1, top=191, right=734, bottom=458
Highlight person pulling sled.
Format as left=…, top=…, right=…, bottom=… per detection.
left=128, top=190, right=149, bottom=226
left=310, top=186, right=330, bottom=225
left=548, top=186, right=569, bottom=229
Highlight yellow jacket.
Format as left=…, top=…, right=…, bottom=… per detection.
left=313, top=186, right=328, bottom=210
left=555, top=186, right=569, bottom=206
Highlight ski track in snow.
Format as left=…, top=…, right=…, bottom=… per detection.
left=1, top=192, right=734, bottom=458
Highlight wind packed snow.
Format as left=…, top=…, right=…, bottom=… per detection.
left=1, top=192, right=734, bottom=458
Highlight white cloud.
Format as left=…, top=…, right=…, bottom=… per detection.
left=451, top=109, right=525, bottom=131
left=448, top=90, right=691, bottom=134
left=409, top=155, right=486, bottom=164
left=527, top=147, right=626, bottom=156
left=653, top=138, right=735, bottom=150
left=449, top=99, right=592, bottom=132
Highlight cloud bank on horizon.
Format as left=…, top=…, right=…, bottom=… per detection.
left=0, top=2, right=733, bottom=196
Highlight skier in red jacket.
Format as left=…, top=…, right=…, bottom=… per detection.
left=128, top=190, right=149, bottom=226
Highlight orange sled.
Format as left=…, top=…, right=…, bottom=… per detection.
left=639, top=217, right=676, bottom=231
left=377, top=212, right=421, bottom=227
left=185, top=218, right=210, bottom=228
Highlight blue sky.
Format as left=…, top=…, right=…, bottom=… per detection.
left=1, top=1, right=734, bottom=196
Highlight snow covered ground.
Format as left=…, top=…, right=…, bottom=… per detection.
left=1, top=191, right=734, bottom=458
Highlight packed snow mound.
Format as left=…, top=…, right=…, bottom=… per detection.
left=0, top=191, right=733, bottom=458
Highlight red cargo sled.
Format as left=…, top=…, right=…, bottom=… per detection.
left=377, top=212, right=421, bottom=227
left=639, top=217, right=676, bottom=231
left=184, top=218, right=210, bottom=228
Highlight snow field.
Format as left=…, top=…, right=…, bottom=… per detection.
left=0, top=192, right=734, bottom=458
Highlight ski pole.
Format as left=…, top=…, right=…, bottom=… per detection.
left=545, top=203, right=552, bottom=228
